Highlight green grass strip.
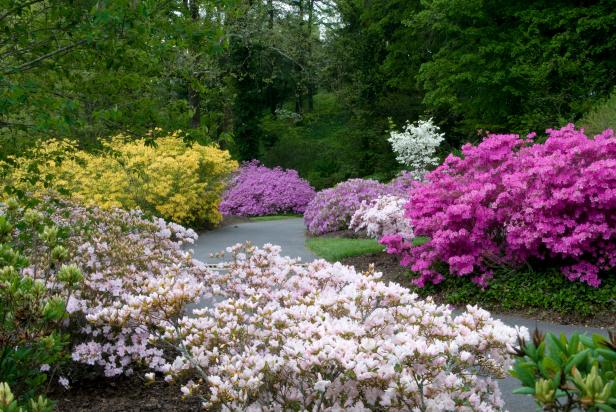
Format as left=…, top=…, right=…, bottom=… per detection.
left=306, top=236, right=384, bottom=262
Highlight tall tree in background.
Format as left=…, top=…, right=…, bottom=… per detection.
left=0, top=0, right=229, bottom=155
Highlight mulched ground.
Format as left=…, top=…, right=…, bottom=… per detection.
left=341, top=252, right=616, bottom=329
left=52, top=375, right=201, bottom=412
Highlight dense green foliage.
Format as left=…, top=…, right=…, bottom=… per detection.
left=262, top=93, right=399, bottom=189
left=3, top=1, right=615, bottom=186
left=415, top=266, right=616, bottom=320
left=0, top=0, right=230, bottom=155
left=511, top=331, right=616, bottom=410
left=333, top=0, right=616, bottom=142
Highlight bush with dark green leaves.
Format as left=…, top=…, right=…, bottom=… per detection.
left=417, top=266, right=616, bottom=321
left=0, top=200, right=82, bottom=404
left=511, top=330, right=616, bottom=411
left=0, top=382, right=53, bottom=412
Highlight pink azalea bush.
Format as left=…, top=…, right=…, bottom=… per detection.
left=219, top=160, right=316, bottom=216
left=305, top=173, right=416, bottom=236
left=154, top=243, right=525, bottom=411
left=382, top=124, right=616, bottom=288
left=349, top=195, right=414, bottom=240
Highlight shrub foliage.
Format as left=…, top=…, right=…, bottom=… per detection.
left=2, top=133, right=237, bottom=227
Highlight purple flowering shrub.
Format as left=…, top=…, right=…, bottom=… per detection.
left=304, top=179, right=396, bottom=235
left=219, top=160, right=316, bottom=217
left=388, top=171, right=417, bottom=195
left=382, top=124, right=616, bottom=288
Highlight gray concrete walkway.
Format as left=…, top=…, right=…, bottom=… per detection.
left=193, top=217, right=609, bottom=412
left=194, top=218, right=316, bottom=263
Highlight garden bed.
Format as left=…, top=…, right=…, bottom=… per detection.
left=51, top=376, right=200, bottom=412
left=342, top=252, right=616, bottom=329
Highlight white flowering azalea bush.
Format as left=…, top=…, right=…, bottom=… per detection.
left=7, top=197, right=211, bottom=378
left=349, top=195, right=413, bottom=241
left=388, top=118, right=445, bottom=179
left=152, top=243, right=526, bottom=411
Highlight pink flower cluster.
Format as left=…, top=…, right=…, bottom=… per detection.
left=22, top=200, right=213, bottom=377
left=219, top=160, right=316, bottom=216
left=155, top=243, right=525, bottom=411
left=304, top=174, right=416, bottom=236
left=349, top=195, right=414, bottom=240
left=382, top=124, right=616, bottom=288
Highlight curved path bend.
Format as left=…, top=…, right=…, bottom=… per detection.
left=193, top=217, right=608, bottom=412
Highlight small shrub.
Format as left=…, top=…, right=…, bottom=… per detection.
left=219, top=160, right=315, bottom=217
left=349, top=195, right=413, bottom=240
left=2, top=133, right=237, bottom=227
left=0, top=201, right=80, bottom=403
left=383, top=124, right=616, bottom=288
left=304, top=178, right=393, bottom=235
left=511, top=330, right=616, bottom=411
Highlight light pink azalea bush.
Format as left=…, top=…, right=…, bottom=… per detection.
left=219, top=160, right=316, bottom=216
left=349, top=195, right=413, bottom=240
left=15, top=199, right=210, bottom=377
left=382, top=124, right=616, bottom=288
left=153, top=243, right=525, bottom=411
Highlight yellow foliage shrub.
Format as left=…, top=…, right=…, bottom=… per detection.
left=2, top=133, right=237, bottom=226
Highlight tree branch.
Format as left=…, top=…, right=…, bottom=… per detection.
left=4, top=39, right=87, bottom=74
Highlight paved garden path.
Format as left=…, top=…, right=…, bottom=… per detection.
left=194, top=217, right=609, bottom=412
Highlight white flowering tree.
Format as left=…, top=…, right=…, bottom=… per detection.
left=388, top=118, right=445, bottom=179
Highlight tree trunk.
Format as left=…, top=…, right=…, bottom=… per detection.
left=188, top=0, right=201, bottom=129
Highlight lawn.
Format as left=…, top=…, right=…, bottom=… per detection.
left=306, top=236, right=384, bottom=262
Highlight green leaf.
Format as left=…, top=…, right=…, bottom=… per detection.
left=565, top=349, right=590, bottom=373
left=512, top=387, right=535, bottom=395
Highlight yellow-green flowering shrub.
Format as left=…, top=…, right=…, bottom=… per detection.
left=2, top=133, right=237, bottom=226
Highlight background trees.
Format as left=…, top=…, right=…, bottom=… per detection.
left=2, top=0, right=615, bottom=186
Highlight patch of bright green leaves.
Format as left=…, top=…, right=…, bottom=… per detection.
left=511, top=330, right=616, bottom=411
left=0, top=200, right=82, bottom=405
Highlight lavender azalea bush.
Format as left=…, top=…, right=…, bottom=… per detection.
left=305, top=173, right=417, bottom=236
left=383, top=124, right=616, bottom=288
left=304, top=179, right=394, bottom=235
left=220, top=160, right=315, bottom=217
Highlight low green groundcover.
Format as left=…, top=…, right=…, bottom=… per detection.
left=416, top=266, right=616, bottom=321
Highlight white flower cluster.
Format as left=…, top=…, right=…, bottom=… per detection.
left=388, top=118, right=445, bottom=179
left=349, top=195, right=413, bottom=240
left=153, top=243, right=525, bottom=411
